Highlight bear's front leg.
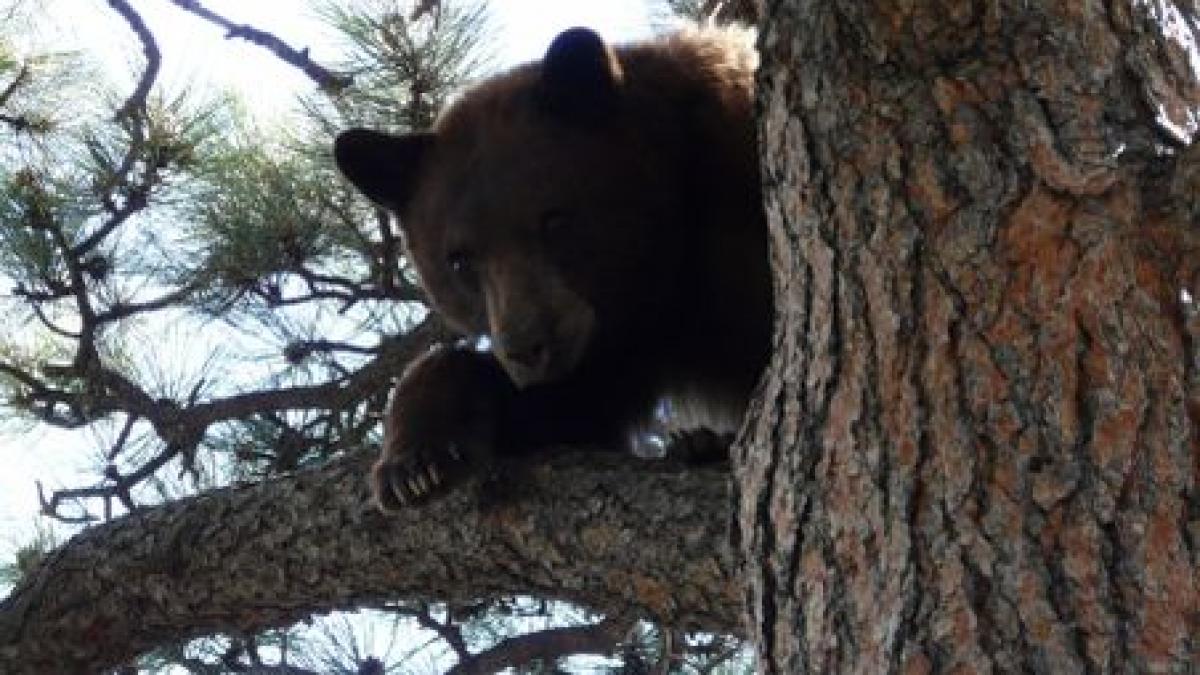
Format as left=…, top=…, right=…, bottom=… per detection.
left=372, top=344, right=513, bottom=511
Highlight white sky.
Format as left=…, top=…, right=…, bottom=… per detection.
left=28, top=0, right=657, bottom=117
left=0, top=0, right=658, bottom=570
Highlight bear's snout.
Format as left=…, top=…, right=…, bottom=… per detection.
left=484, top=262, right=596, bottom=388
left=495, top=315, right=589, bottom=387
left=495, top=329, right=553, bottom=386
left=492, top=305, right=595, bottom=388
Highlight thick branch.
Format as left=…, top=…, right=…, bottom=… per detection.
left=0, top=452, right=737, bottom=673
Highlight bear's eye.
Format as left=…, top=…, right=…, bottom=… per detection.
left=445, top=250, right=479, bottom=290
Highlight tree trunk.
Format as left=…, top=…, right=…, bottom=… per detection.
left=0, top=453, right=736, bottom=672
left=737, top=1, right=1200, bottom=672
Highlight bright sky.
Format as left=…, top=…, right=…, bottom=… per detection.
left=0, top=0, right=658, bottom=572
left=31, top=0, right=658, bottom=116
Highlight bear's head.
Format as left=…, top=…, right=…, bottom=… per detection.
left=336, top=29, right=687, bottom=388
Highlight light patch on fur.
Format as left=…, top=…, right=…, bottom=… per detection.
left=630, top=390, right=743, bottom=458
left=659, top=391, right=743, bottom=435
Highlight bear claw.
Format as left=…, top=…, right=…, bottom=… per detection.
left=372, top=433, right=487, bottom=510
left=396, top=475, right=415, bottom=502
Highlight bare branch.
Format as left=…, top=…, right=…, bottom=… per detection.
left=26, top=300, right=81, bottom=339
left=95, top=283, right=201, bottom=324
left=105, top=414, right=139, bottom=461
left=105, top=0, right=161, bottom=120
left=166, top=0, right=351, bottom=91
left=25, top=315, right=449, bottom=518
left=75, top=180, right=150, bottom=256
left=0, top=113, right=31, bottom=131
left=447, top=614, right=635, bottom=675
left=402, top=604, right=470, bottom=661
left=68, top=2, right=163, bottom=258
left=0, top=64, right=30, bottom=109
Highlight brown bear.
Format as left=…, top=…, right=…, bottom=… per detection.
left=335, top=26, right=771, bottom=511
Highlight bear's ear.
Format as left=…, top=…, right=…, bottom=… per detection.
left=334, top=129, right=434, bottom=211
left=539, top=27, right=623, bottom=121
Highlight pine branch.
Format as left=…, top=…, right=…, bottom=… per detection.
left=25, top=315, right=450, bottom=521
left=75, top=1, right=161, bottom=257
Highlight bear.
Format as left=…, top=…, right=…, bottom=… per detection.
left=334, top=26, right=771, bottom=511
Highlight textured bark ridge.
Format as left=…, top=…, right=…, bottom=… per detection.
left=0, top=453, right=736, bottom=672
left=737, top=1, right=1200, bottom=672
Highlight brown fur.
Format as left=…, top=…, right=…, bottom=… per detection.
left=336, top=27, right=770, bottom=510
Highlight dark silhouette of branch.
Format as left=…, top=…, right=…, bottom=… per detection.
left=25, top=315, right=450, bottom=522
left=105, top=0, right=161, bottom=120
left=166, top=0, right=351, bottom=91
left=0, top=63, right=30, bottom=109
left=71, top=1, right=160, bottom=257
left=400, top=604, right=470, bottom=662
left=0, top=112, right=31, bottom=131
left=0, top=62, right=40, bottom=133
left=447, top=614, right=635, bottom=675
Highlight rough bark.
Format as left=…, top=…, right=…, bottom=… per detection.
left=0, top=452, right=736, bottom=673
left=737, top=1, right=1200, bottom=672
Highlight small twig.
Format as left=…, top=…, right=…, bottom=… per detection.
left=653, top=628, right=675, bottom=675
left=27, top=300, right=83, bottom=340
left=0, top=63, right=30, bottom=109
left=402, top=603, right=470, bottom=661
left=37, top=481, right=99, bottom=524
left=43, top=437, right=188, bottom=522
left=166, top=0, right=351, bottom=91
left=74, top=182, right=149, bottom=257
left=409, top=0, right=441, bottom=22
left=694, top=641, right=745, bottom=674
left=28, top=316, right=448, bottom=519
left=0, top=112, right=30, bottom=131
left=106, top=414, right=139, bottom=461
left=94, top=283, right=200, bottom=324
left=74, top=1, right=160, bottom=259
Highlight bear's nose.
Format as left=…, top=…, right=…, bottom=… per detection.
left=505, top=339, right=549, bottom=372
left=496, top=331, right=554, bottom=387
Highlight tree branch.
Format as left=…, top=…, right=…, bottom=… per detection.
left=447, top=613, right=635, bottom=675
left=106, top=0, right=161, bottom=121
left=166, top=0, right=351, bottom=91
left=23, top=314, right=447, bottom=521
left=402, top=604, right=470, bottom=661
left=0, top=64, right=29, bottom=110
left=0, top=452, right=738, bottom=672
